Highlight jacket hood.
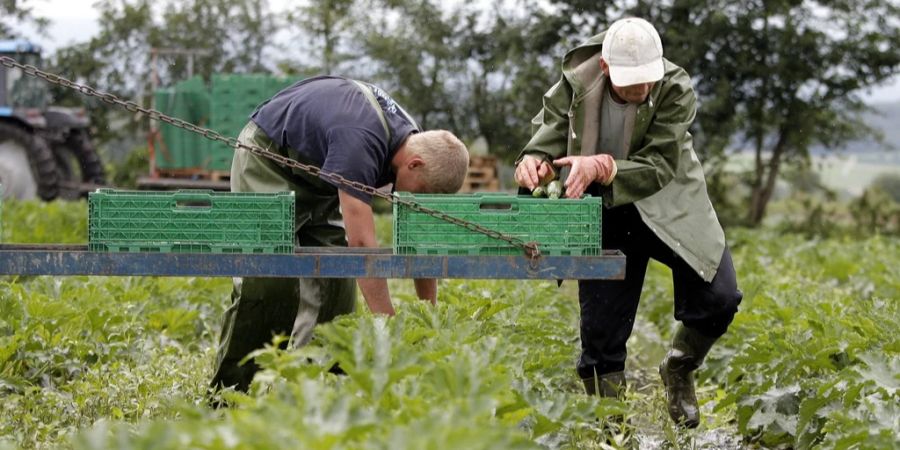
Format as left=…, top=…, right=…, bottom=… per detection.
left=560, top=30, right=681, bottom=102
left=562, top=31, right=607, bottom=72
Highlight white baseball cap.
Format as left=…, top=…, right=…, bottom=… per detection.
left=601, top=17, right=665, bottom=86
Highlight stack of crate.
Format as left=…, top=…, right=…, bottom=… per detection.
left=154, top=77, right=209, bottom=171
left=206, top=74, right=296, bottom=174
left=460, top=155, right=500, bottom=192
left=154, top=74, right=298, bottom=176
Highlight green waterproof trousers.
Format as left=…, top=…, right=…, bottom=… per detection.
left=210, top=122, right=357, bottom=392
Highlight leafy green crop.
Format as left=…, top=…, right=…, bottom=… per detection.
left=0, top=199, right=897, bottom=449
left=708, top=231, right=900, bottom=449
left=1, top=199, right=88, bottom=244
left=0, top=275, right=231, bottom=447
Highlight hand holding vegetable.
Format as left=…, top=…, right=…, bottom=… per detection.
left=552, top=154, right=617, bottom=199
left=515, top=154, right=557, bottom=190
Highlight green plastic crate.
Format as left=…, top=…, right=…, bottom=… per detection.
left=154, top=74, right=298, bottom=171
left=89, top=189, right=295, bottom=254
left=154, top=77, right=210, bottom=169
left=393, top=193, right=601, bottom=256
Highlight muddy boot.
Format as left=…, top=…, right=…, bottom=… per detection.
left=659, top=325, right=718, bottom=428
left=582, top=371, right=626, bottom=398
left=583, top=371, right=631, bottom=445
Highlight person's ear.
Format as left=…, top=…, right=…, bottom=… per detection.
left=407, top=156, right=425, bottom=171
left=599, top=58, right=610, bottom=77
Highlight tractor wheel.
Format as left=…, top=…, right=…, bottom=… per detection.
left=0, top=121, right=60, bottom=200
left=53, top=128, right=106, bottom=199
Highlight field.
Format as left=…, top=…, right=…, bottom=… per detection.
left=0, top=199, right=898, bottom=449
left=720, top=151, right=900, bottom=201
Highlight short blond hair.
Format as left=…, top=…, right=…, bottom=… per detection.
left=405, top=130, right=469, bottom=193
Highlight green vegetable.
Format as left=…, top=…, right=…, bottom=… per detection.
left=531, top=186, right=546, bottom=198
left=547, top=180, right=563, bottom=199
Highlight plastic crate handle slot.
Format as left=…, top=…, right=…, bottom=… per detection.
left=172, top=191, right=214, bottom=211
left=478, top=195, right=519, bottom=213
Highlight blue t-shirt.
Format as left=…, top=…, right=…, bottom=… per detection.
left=250, top=76, right=419, bottom=202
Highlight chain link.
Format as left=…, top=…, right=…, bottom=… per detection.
left=0, top=56, right=540, bottom=258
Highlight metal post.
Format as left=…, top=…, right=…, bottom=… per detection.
left=149, top=48, right=159, bottom=178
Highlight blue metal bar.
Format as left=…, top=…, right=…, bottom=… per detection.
left=0, top=245, right=625, bottom=280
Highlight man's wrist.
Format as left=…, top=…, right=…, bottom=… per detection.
left=603, top=159, right=618, bottom=186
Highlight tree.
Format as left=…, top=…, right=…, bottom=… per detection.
left=351, top=0, right=467, bottom=132
left=46, top=0, right=279, bottom=146
left=460, top=3, right=569, bottom=160
left=349, top=0, right=574, bottom=160
left=0, top=0, right=49, bottom=38
left=48, top=0, right=156, bottom=146
left=282, top=0, right=357, bottom=75
left=656, top=0, right=900, bottom=225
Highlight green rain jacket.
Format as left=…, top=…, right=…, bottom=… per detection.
left=519, top=31, right=725, bottom=281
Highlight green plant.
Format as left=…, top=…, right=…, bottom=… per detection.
left=709, top=230, right=900, bottom=448
left=2, top=198, right=88, bottom=244
left=107, top=146, right=150, bottom=190
left=2, top=201, right=897, bottom=449
left=870, top=173, right=900, bottom=202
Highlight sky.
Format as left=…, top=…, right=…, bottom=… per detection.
left=12, top=0, right=900, bottom=104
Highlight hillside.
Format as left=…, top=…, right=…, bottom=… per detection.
left=834, top=100, right=900, bottom=154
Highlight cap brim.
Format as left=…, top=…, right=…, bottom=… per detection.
left=608, top=59, right=664, bottom=86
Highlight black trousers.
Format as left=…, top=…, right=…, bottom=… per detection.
left=576, top=204, right=743, bottom=379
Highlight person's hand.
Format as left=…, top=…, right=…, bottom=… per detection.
left=553, top=154, right=617, bottom=199
left=514, top=154, right=556, bottom=190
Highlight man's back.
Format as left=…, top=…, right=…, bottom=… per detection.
left=251, top=76, right=419, bottom=200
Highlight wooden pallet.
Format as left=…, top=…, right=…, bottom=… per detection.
left=209, top=170, right=231, bottom=181
left=460, top=156, right=500, bottom=192
left=156, top=168, right=231, bottom=181
left=460, top=177, right=500, bottom=192
left=470, top=155, right=498, bottom=168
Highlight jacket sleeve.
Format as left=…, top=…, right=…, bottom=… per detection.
left=608, top=68, right=697, bottom=206
left=516, top=75, right=573, bottom=166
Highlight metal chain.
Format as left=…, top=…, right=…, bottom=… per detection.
left=0, top=56, right=540, bottom=258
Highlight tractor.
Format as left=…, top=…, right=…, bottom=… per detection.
left=0, top=39, right=105, bottom=200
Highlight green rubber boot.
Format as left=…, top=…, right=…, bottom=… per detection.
left=659, top=325, right=718, bottom=428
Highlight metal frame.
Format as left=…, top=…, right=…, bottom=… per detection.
left=0, top=245, right=626, bottom=280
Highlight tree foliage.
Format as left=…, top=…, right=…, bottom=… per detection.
left=45, top=0, right=276, bottom=147
left=459, top=4, right=567, bottom=159
left=655, top=0, right=900, bottom=225
left=282, top=0, right=357, bottom=76
left=0, top=0, right=49, bottom=38
left=348, top=0, right=469, bottom=132
left=3, top=0, right=899, bottom=223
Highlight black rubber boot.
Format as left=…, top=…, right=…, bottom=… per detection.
left=582, top=371, right=626, bottom=398
left=659, top=325, right=718, bottom=428
left=583, top=371, right=632, bottom=446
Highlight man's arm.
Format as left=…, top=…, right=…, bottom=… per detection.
left=514, top=76, right=573, bottom=190
left=338, top=190, right=395, bottom=315
left=414, top=279, right=437, bottom=304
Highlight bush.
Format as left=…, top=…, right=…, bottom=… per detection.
left=107, top=145, right=150, bottom=189
left=770, top=191, right=900, bottom=237
left=870, top=173, right=900, bottom=202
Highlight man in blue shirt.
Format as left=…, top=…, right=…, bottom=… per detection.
left=211, top=76, right=469, bottom=393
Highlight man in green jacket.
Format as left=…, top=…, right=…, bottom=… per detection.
left=515, top=18, right=742, bottom=428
